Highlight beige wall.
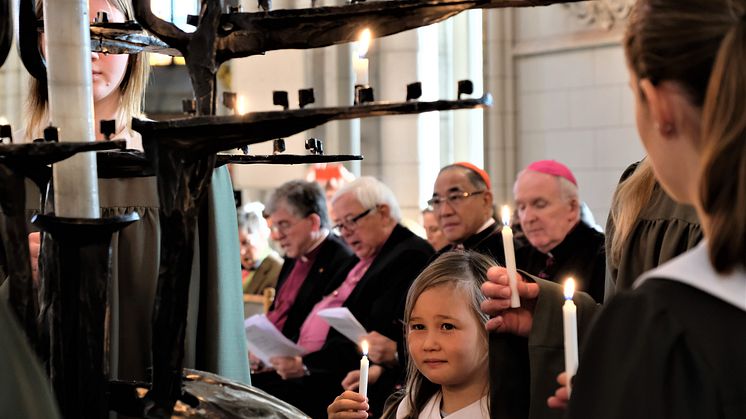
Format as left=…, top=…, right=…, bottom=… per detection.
left=484, top=2, right=642, bottom=227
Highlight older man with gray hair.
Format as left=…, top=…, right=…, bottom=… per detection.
left=262, top=180, right=354, bottom=345
left=513, top=160, right=605, bottom=302
left=255, top=176, right=433, bottom=418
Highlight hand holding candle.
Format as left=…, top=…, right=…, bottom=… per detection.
left=358, top=340, right=369, bottom=399
left=563, top=278, right=579, bottom=395
left=501, top=205, right=521, bottom=308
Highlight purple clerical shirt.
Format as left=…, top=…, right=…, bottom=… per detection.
left=265, top=243, right=323, bottom=332
left=297, top=256, right=375, bottom=352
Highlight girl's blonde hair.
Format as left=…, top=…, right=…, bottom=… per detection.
left=609, top=159, right=656, bottom=268
left=384, top=251, right=493, bottom=419
left=25, top=0, right=149, bottom=140
left=624, top=0, right=746, bottom=272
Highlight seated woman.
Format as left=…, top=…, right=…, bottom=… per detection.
left=237, top=202, right=282, bottom=295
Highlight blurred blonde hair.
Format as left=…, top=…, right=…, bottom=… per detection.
left=609, top=159, right=656, bottom=268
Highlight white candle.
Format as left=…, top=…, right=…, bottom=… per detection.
left=563, top=278, right=579, bottom=395
left=501, top=205, right=520, bottom=308
left=359, top=340, right=369, bottom=398
left=353, top=28, right=371, bottom=86
left=44, top=0, right=100, bottom=218
left=353, top=57, right=369, bottom=86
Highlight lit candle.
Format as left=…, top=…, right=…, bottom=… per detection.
left=236, top=95, right=249, bottom=115
left=353, top=28, right=371, bottom=86
left=44, top=0, right=100, bottom=218
left=359, top=340, right=369, bottom=398
left=563, top=278, right=579, bottom=395
left=501, top=205, right=520, bottom=308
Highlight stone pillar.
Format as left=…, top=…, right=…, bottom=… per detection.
left=482, top=8, right=517, bottom=204
left=374, top=26, right=441, bottom=221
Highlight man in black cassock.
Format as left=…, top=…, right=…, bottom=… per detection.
left=513, top=160, right=605, bottom=302
left=429, top=162, right=505, bottom=264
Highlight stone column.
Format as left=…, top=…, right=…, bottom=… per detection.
left=482, top=8, right=517, bottom=204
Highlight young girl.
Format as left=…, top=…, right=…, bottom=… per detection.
left=328, top=251, right=492, bottom=419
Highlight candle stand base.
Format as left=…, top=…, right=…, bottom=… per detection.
left=33, top=212, right=140, bottom=419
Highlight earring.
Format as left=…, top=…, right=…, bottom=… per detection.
left=656, top=123, right=674, bottom=135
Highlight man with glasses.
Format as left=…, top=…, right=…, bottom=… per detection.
left=430, top=162, right=505, bottom=262
left=261, top=180, right=354, bottom=348
left=256, top=176, right=433, bottom=418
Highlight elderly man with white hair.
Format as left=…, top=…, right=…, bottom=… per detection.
left=254, top=176, right=433, bottom=418
left=513, top=160, right=606, bottom=302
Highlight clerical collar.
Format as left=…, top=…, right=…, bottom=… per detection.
left=300, top=230, right=329, bottom=263
left=543, top=220, right=583, bottom=258
left=476, top=218, right=496, bottom=235
left=459, top=218, right=497, bottom=249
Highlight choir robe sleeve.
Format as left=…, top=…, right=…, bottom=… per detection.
left=567, top=282, right=745, bottom=419
left=489, top=274, right=599, bottom=419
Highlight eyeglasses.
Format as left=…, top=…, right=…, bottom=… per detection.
left=332, top=208, right=375, bottom=234
left=427, top=190, right=485, bottom=209
left=269, top=219, right=303, bottom=235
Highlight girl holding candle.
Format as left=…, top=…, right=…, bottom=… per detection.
left=550, top=0, right=746, bottom=416
left=328, top=251, right=492, bottom=419
left=21, top=0, right=249, bottom=386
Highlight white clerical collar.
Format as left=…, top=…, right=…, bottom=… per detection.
left=636, top=240, right=746, bottom=312
left=477, top=218, right=496, bottom=234
left=299, top=230, right=329, bottom=263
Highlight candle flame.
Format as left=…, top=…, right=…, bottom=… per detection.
left=357, top=28, right=372, bottom=58
left=236, top=95, right=249, bottom=115
left=564, top=278, right=575, bottom=300
left=501, top=205, right=511, bottom=226
left=361, top=340, right=369, bottom=356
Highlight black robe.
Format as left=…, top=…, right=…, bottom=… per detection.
left=569, top=244, right=746, bottom=419
left=253, top=224, right=434, bottom=418
left=516, top=221, right=605, bottom=303
left=270, top=233, right=355, bottom=343
left=437, top=220, right=506, bottom=265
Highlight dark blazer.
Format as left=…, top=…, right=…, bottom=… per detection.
left=437, top=219, right=507, bottom=265
left=270, top=233, right=354, bottom=342
left=304, top=224, right=434, bottom=416
left=516, top=221, right=606, bottom=302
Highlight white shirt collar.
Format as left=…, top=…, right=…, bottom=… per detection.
left=636, top=240, right=746, bottom=312
left=396, top=391, right=489, bottom=419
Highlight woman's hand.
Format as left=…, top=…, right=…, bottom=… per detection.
left=547, top=372, right=570, bottom=410
left=270, top=356, right=305, bottom=380
left=480, top=266, right=539, bottom=336
left=362, top=331, right=397, bottom=366
left=29, top=232, right=40, bottom=286
left=341, top=365, right=383, bottom=391
left=327, top=390, right=369, bottom=419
